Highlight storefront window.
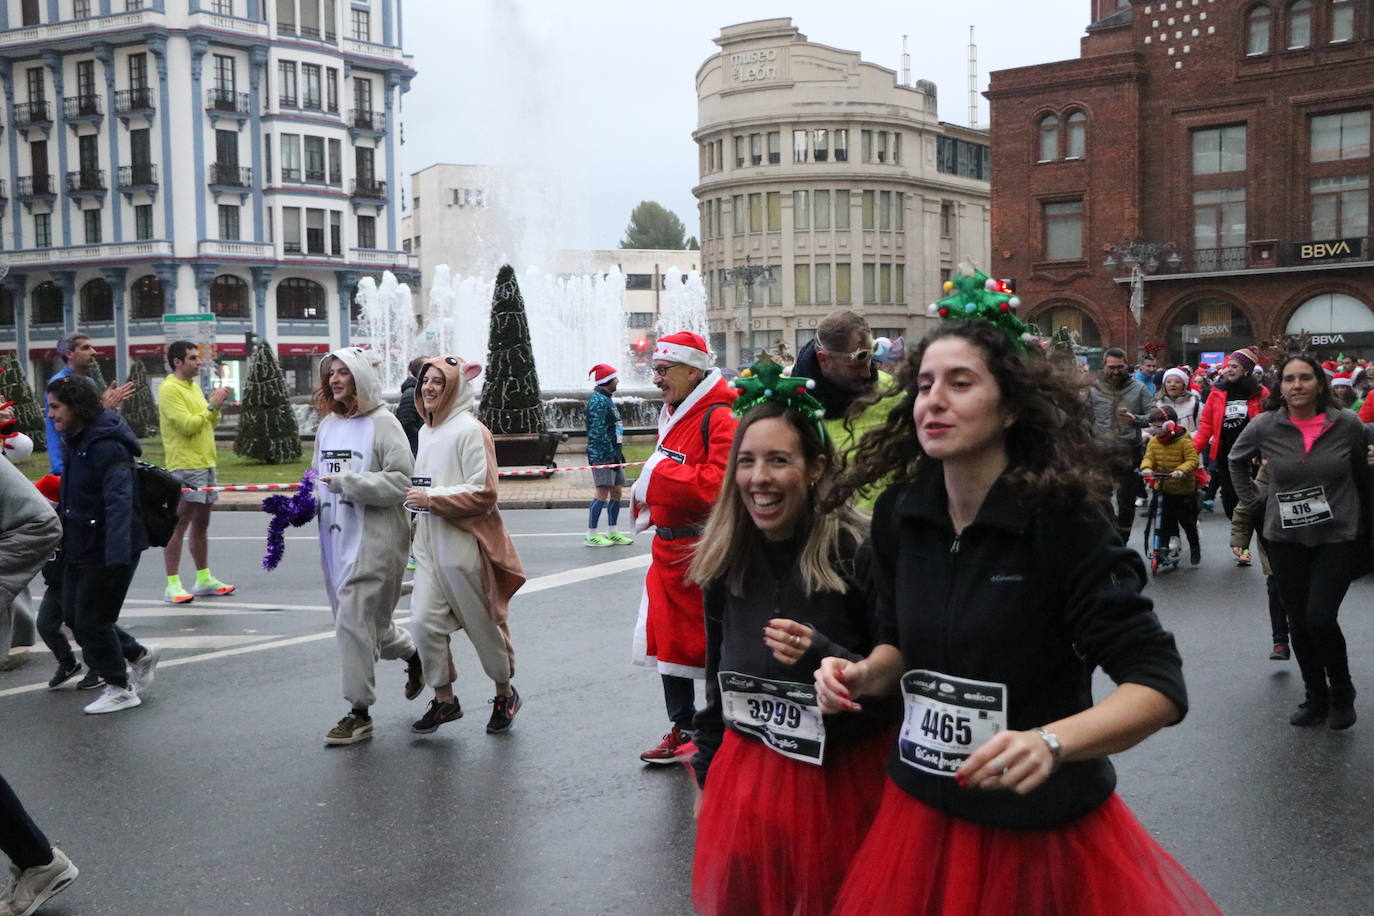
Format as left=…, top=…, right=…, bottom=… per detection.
left=1034, top=305, right=1102, bottom=348
left=1285, top=292, right=1374, bottom=357
left=1167, top=300, right=1254, bottom=368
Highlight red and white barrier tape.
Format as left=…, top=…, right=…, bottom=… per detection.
left=497, top=460, right=646, bottom=478
left=179, top=461, right=647, bottom=491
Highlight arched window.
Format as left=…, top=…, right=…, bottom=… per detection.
left=1246, top=4, right=1272, bottom=54
left=211, top=275, right=250, bottom=318
left=0, top=286, right=11, bottom=327
left=1286, top=292, right=1374, bottom=335
left=32, top=282, right=63, bottom=325
left=1167, top=300, right=1255, bottom=367
left=79, top=278, right=113, bottom=323
left=1065, top=111, right=1087, bottom=159
left=1034, top=305, right=1102, bottom=348
left=1038, top=114, right=1059, bottom=162
left=1288, top=0, right=1312, bottom=48
left=276, top=277, right=325, bottom=319
left=131, top=275, right=165, bottom=319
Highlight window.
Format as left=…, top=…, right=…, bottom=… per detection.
left=793, top=130, right=808, bottom=164
left=331, top=211, right=341, bottom=255
left=767, top=132, right=780, bottom=165
left=1193, top=189, right=1247, bottom=259
left=212, top=0, right=232, bottom=13
left=862, top=190, right=875, bottom=229
left=714, top=197, right=722, bottom=237
left=893, top=133, right=902, bottom=165
left=278, top=61, right=297, bottom=106
left=937, top=136, right=992, bottom=179
left=767, top=192, right=781, bottom=231
left=21, top=0, right=39, bottom=25
left=283, top=207, right=301, bottom=252
left=1247, top=5, right=1272, bottom=54
left=813, top=129, right=829, bottom=162
left=894, top=192, right=905, bottom=231
left=306, top=208, right=325, bottom=253
left=280, top=134, right=301, bottom=181
left=1331, top=0, right=1354, bottom=41
left=733, top=194, right=746, bottom=233
left=34, top=213, right=51, bottom=249
left=304, top=136, right=325, bottom=182
left=25, top=68, right=44, bottom=105
left=862, top=130, right=873, bottom=163
left=84, top=209, right=101, bottom=244
left=941, top=201, right=955, bottom=238
left=354, top=77, right=373, bottom=118
left=625, top=273, right=653, bottom=291
left=32, top=282, right=61, bottom=323
left=277, top=278, right=325, bottom=319
left=1311, top=110, right=1370, bottom=161
left=351, top=8, right=370, bottom=40
left=216, top=129, right=239, bottom=170
left=834, top=129, right=848, bottom=163
left=129, top=53, right=148, bottom=90
left=130, top=128, right=151, bottom=168
left=76, top=60, right=96, bottom=107
left=80, top=279, right=112, bottom=322
left=862, top=263, right=876, bottom=304
left=880, top=264, right=892, bottom=303
left=1193, top=125, right=1248, bottom=173
left=219, top=204, right=240, bottom=240
left=355, top=145, right=375, bottom=184
left=326, top=68, right=338, bottom=113
left=1288, top=0, right=1312, bottom=48
left=877, top=131, right=889, bottom=164
left=1065, top=112, right=1087, bottom=159
left=734, top=136, right=744, bottom=168
left=794, top=264, right=811, bottom=304
left=878, top=191, right=891, bottom=230
left=328, top=138, right=342, bottom=185
left=213, top=54, right=235, bottom=92
left=836, top=263, right=852, bottom=304
left=357, top=214, right=376, bottom=249
left=1038, top=114, right=1059, bottom=161
left=302, top=64, right=322, bottom=109
left=277, top=0, right=295, bottom=30
left=135, top=204, right=153, bottom=240
left=131, top=275, right=163, bottom=318
left=1311, top=175, right=1369, bottom=237
left=748, top=193, right=762, bottom=232
left=815, top=264, right=832, bottom=304
left=211, top=275, right=249, bottom=318
left=895, top=263, right=905, bottom=302
left=793, top=191, right=809, bottom=230
left=835, top=190, right=850, bottom=229
left=814, top=190, right=831, bottom=230
left=1043, top=200, right=1084, bottom=260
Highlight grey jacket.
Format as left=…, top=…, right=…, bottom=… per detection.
left=1085, top=377, right=1152, bottom=447
left=0, top=457, right=62, bottom=604
left=1229, top=407, right=1369, bottom=546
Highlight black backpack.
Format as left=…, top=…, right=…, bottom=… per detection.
left=134, top=461, right=183, bottom=548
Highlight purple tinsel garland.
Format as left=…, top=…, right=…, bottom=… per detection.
left=261, top=469, right=317, bottom=570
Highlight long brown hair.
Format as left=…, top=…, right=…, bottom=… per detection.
left=312, top=355, right=358, bottom=418
left=1264, top=353, right=1333, bottom=414
left=688, top=401, right=864, bottom=596
left=823, top=320, right=1112, bottom=511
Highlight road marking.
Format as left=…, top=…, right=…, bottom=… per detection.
left=0, top=555, right=652, bottom=701
left=17, top=635, right=277, bottom=655
left=121, top=599, right=329, bottom=613
left=116, top=605, right=283, bottom=618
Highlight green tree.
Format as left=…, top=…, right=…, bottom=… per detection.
left=234, top=342, right=302, bottom=463
left=478, top=265, right=546, bottom=436
left=0, top=354, right=45, bottom=452
left=120, top=359, right=159, bottom=438
left=619, top=201, right=688, bottom=250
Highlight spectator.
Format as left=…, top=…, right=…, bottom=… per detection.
left=1084, top=347, right=1153, bottom=543
left=1133, top=355, right=1160, bottom=395
left=43, top=333, right=134, bottom=474
left=0, top=444, right=61, bottom=674
left=159, top=340, right=235, bottom=604
left=584, top=364, right=632, bottom=547
left=394, top=356, right=425, bottom=457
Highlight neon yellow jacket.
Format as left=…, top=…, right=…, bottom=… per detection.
left=158, top=375, right=221, bottom=470
left=826, top=370, right=903, bottom=511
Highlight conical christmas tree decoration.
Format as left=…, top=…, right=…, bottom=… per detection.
left=234, top=342, right=302, bottom=463
left=120, top=358, right=158, bottom=438
left=927, top=263, right=1035, bottom=351
left=87, top=357, right=108, bottom=391
left=478, top=265, right=547, bottom=435
left=0, top=354, right=45, bottom=452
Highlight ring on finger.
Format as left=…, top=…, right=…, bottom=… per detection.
left=991, top=758, right=1008, bottom=776
left=790, top=635, right=801, bottom=647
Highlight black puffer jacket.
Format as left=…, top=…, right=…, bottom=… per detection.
left=394, top=375, right=423, bottom=456
left=58, top=409, right=148, bottom=567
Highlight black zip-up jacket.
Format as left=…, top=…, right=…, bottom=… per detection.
left=871, top=471, right=1188, bottom=829
left=691, top=532, right=898, bottom=788
left=58, top=409, right=148, bottom=568
left=394, top=375, right=423, bottom=456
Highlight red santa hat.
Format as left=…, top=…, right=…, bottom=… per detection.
left=1332, top=373, right=1354, bottom=388
left=1322, top=360, right=1338, bottom=375
left=35, top=474, right=61, bottom=503
left=652, top=331, right=712, bottom=371
left=588, top=364, right=618, bottom=387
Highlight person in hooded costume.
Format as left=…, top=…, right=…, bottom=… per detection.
left=404, top=355, right=526, bottom=735
left=630, top=331, right=739, bottom=764
left=313, top=347, right=424, bottom=746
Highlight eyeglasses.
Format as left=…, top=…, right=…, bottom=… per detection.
left=651, top=365, right=679, bottom=378
left=817, top=340, right=872, bottom=363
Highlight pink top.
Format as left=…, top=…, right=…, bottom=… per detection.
left=1289, top=413, right=1326, bottom=453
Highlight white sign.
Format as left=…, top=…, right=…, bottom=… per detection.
left=730, top=48, right=779, bottom=83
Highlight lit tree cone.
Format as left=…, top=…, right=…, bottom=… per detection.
left=478, top=265, right=548, bottom=436
left=120, top=358, right=159, bottom=438
left=234, top=341, right=302, bottom=464
left=0, top=354, right=46, bottom=451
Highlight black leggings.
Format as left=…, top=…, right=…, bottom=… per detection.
left=1266, top=540, right=1359, bottom=693
left=0, top=772, right=52, bottom=871
left=661, top=674, right=697, bottom=732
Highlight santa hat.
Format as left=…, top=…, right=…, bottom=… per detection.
left=1229, top=347, right=1260, bottom=372
left=1332, top=373, right=1354, bottom=388
left=652, top=331, right=712, bottom=371
left=588, top=364, right=618, bottom=387
left=1162, top=367, right=1191, bottom=388
left=35, top=474, right=61, bottom=503
left=1322, top=360, right=1338, bottom=376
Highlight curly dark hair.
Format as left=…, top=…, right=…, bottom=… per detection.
left=1264, top=353, right=1333, bottom=413
left=46, top=376, right=104, bottom=428
left=824, top=320, right=1112, bottom=511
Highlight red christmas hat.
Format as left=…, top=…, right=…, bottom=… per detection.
left=588, top=364, right=618, bottom=387
left=652, top=331, right=712, bottom=371
left=35, top=474, right=61, bottom=503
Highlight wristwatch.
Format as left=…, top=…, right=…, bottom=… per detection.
left=1035, top=727, right=1063, bottom=771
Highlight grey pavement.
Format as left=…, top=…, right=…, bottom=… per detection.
left=1, top=508, right=1372, bottom=914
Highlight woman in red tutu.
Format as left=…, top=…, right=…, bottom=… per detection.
left=816, top=316, right=1221, bottom=916
left=687, top=365, right=896, bottom=916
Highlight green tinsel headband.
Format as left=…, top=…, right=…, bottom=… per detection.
left=927, top=264, right=1037, bottom=352
left=729, top=358, right=828, bottom=442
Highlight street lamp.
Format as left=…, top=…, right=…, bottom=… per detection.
left=1103, top=240, right=1181, bottom=356
left=726, top=255, right=774, bottom=364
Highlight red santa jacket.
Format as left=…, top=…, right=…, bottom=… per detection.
left=1192, top=383, right=1268, bottom=462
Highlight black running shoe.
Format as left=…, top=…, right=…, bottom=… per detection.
left=48, top=660, right=83, bottom=690
left=404, top=655, right=424, bottom=701
left=411, top=698, right=462, bottom=734
left=487, top=686, right=522, bottom=733
left=76, top=669, right=105, bottom=691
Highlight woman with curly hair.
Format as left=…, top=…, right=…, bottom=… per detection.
left=815, top=320, right=1219, bottom=914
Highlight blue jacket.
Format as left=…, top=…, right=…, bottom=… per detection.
left=44, top=366, right=77, bottom=473
left=58, top=409, right=148, bottom=567
left=585, top=388, right=622, bottom=464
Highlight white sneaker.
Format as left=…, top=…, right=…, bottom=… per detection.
left=4, top=846, right=78, bottom=916
left=1167, top=536, right=1182, bottom=560
left=83, top=685, right=142, bottom=715
left=128, top=644, right=162, bottom=695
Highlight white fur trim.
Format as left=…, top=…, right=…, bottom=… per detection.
left=591, top=370, right=618, bottom=386
left=652, top=340, right=711, bottom=370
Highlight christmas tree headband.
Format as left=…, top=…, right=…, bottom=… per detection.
left=927, top=264, right=1036, bottom=352
left=729, top=357, right=828, bottom=442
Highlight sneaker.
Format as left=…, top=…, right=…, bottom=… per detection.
left=0, top=654, right=31, bottom=673
left=163, top=583, right=195, bottom=605
left=1270, top=644, right=1291, bottom=661
left=1236, top=549, right=1253, bottom=567
left=412, top=697, right=463, bottom=733
left=191, top=576, right=235, bottom=597
left=76, top=669, right=105, bottom=691
left=325, top=713, right=374, bottom=746
left=639, top=726, right=693, bottom=765
left=1201, top=499, right=1215, bottom=513
left=128, top=644, right=162, bottom=695
left=604, top=531, right=634, bottom=546
left=403, top=656, right=424, bottom=701
left=47, top=660, right=83, bottom=690
left=1190, top=544, right=1202, bottom=565
left=4, top=847, right=78, bottom=916
left=583, top=534, right=613, bottom=547
left=1134, top=497, right=1147, bottom=508
left=487, top=686, right=522, bottom=733
left=83, top=684, right=141, bottom=715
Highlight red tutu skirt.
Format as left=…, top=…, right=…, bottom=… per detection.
left=693, top=728, right=892, bottom=916
left=833, top=779, right=1221, bottom=916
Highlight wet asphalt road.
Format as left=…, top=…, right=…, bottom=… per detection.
left=2, top=508, right=1372, bottom=914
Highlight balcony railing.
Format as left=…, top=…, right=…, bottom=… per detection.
left=349, top=108, right=383, bottom=131
left=209, top=163, right=251, bottom=187
left=17, top=175, right=56, bottom=199
left=63, top=95, right=102, bottom=118
left=7, top=240, right=173, bottom=267
left=65, top=169, right=106, bottom=193
left=118, top=164, right=158, bottom=189
left=1190, top=247, right=1248, bottom=272
left=0, top=8, right=152, bottom=50
left=207, top=88, right=251, bottom=114
left=351, top=178, right=387, bottom=200
left=115, top=88, right=155, bottom=114
left=342, top=37, right=405, bottom=61
left=13, top=101, right=51, bottom=126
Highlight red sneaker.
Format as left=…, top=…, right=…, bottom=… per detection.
left=1269, top=644, right=1291, bottom=661
left=639, top=726, right=692, bottom=765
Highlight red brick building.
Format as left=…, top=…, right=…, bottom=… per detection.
left=987, top=0, right=1374, bottom=366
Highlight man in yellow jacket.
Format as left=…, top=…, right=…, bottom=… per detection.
left=158, top=341, right=235, bottom=604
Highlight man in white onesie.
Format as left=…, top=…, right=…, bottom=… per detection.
left=404, top=356, right=526, bottom=735
left=313, top=347, right=424, bottom=746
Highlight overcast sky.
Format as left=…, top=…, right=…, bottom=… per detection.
left=399, top=0, right=1092, bottom=253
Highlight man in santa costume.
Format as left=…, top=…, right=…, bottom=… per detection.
left=630, top=331, right=737, bottom=764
